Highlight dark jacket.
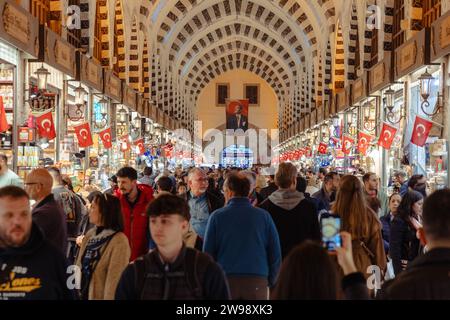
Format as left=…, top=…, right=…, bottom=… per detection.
left=312, top=188, right=335, bottom=211
left=379, top=248, right=450, bottom=299
left=259, top=182, right=278, bottom=200
left=32, top=194, right=68, bottom=255
left=186, top=190, right=224, bottom=214
left=117, top=184, right=154, bottom=261
left=389, top=216, right=420, bottom=275
left=380, top=213, right=394, bottom=254
left=115, top=245, right=230, bottom=300
left=259, top=190, right=320, bottom=259
left=0, top=223, right=74, bottom=300
left=342, top=272, right=370, bottom=300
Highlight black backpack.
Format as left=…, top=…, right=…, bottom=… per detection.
left=133, top=248, right=210, bottom=300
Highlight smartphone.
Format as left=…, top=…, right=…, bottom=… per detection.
left=320, top=215, right=342, bottom=251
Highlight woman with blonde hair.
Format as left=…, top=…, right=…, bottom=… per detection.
left=331, top=175, right=386, bottom=277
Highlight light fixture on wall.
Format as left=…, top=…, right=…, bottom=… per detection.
left=384, top=87, right=404, bottom=125
left=35, top=64, right=50, bottom=90
left=419, top=69, right=443, bottom=117
left=362, top=100, right=376, bottom=132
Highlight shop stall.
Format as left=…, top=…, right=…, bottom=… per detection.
left=395, top=27, right=448, bottom=192
left=103, top=69, right=124, bottom=174
left=0, top=0, right=39, bottom=175
left=430, top=10, right=450, bottom=190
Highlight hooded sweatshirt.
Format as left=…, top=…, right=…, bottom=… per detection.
left=0, top=223, right=74, bottom=300
left=259, top=189, right=320, bottom=258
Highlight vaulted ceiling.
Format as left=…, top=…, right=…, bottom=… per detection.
left=144, top=0, right=340, bottom=121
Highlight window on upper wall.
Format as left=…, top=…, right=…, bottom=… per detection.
left=370, top=28, right=379, bottom=67
left=244, top=84, right=260, bottom=106
left=216, top=83, right=229, bottom=106
left=30, top=0, right=49, bottom=26
left=422, top=0, right=441, bottom=28
left=113, top=17, right=120, bottom=76
left=393, top=0, right=405, bottom=50
left=93, top=1, right=102, bottom=63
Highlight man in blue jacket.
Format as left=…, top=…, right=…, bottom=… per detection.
left=203, top=172, right=281, bottom=300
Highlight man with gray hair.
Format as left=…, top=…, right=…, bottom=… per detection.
left=187, top=168, right=224, bottom=238
left=259, top=162, right=320, bottom=258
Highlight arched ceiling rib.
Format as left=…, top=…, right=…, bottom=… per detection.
left=184, top=52, right=289, bottom=103
left=177, top=25, right=298, bottom=79
left=181, top=37, right=294, bottom=86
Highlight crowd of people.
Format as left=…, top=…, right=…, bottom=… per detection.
left=1, top=153, right=450, bottom=300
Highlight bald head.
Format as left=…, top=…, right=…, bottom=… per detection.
left=24, top=169, right=53, bottom=202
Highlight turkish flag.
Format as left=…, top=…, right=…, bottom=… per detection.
left=318, top=142, right=328, bottom=155
left=134, top=138, right=145, bottom=155
left=411, top=116, right=433, bottom=147
left=378, top=122, right=398, bottom=150
left=74, top=122, right=93, bottom=148
left=36, top=111, right=56, bottom=140
left=98, top=127, right=113, bottom=149
left=342, top=135, right=355, bottom=155
left=358, top=131, right=373, bottom=156
left=0, top=96, right=9, bottom=132
left=120, top=135, right=130, bottom=152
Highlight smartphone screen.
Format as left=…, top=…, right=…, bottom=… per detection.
left=321, top=216, right=341, bottom=251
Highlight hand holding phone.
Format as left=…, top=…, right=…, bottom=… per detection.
left=321, top=215, right=342, bottom=252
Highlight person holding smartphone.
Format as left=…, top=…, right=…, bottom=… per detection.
left=331, top=175, right=387, bottom=278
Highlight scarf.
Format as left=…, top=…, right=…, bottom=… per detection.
left=80, top=228, right=117, bottom=299
left=268, top=189, right=305, bottom=211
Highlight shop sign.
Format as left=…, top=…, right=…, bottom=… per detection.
left=395, top=28, right=430, bottom=79
left=317, top=106, right=324, bottom=123
left=151, top=105, right=157, bottom=122
left=18, top=127, right=34, bottom=143
left=369, top=52, right=393, bottom=94
left=123, top=86, right=137, bottom=111
left=80, top=55, right=103, bottom=92
left=352, top=74, right=367, bottom=105
left=0, top=0, right=39, bottom=57
left=305, top=114, right=310, bottom=130
left=45, top=29, right=76, bottom=78
left=336, top=89, right=348, bottom=112
left=431, top=10, right=450, bottom=61
left=310, top=109, right=317, bottom=127
left=104, top=70, right=122, bottom=102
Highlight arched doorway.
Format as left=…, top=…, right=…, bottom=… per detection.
left=220, top=145, right=254, bottom=168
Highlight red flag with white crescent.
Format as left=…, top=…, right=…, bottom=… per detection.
left=36, top=111, right=56, bottom=140
left=378, top=122, right=398, bottom=150
left=98, top=127, right=113, bottom=149
left=318, top=142, right=328, bottom=155
left=411, top=116, right=433, bottom=147
left=133, top=138, right=145, bottom=155
left=74, top=122, right=93, bottom=148
left=358, top=131, right=373, bottom=156
left=342, top=135, right=355, bottom=155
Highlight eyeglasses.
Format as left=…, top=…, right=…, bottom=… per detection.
left=24, top=182, right=42, bottom=186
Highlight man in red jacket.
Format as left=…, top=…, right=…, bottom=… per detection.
left=116, top=167, right=154, bottom=261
